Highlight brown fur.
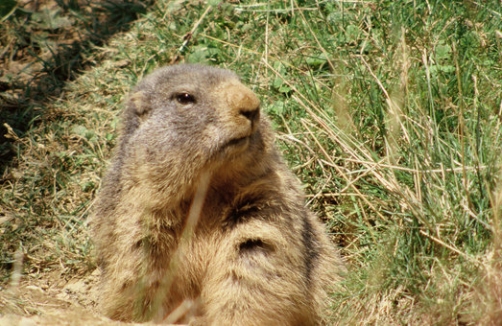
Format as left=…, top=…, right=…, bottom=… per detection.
left=90, top=64, right=344, bottom=325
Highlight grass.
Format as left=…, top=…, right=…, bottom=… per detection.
left=1, top=0, right=502, bottom=324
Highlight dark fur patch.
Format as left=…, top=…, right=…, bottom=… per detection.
left=223, top=195, right=264, bottom=229
left=301, top=214, right=319, bottom=285
left=239, top=238, right=265, bottom=253
left=238, top=238, right=274, bottom=269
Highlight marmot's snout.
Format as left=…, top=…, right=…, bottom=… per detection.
left=239, top=105, right=259, bottom=126
left=219, top=81, right=261, bottom=137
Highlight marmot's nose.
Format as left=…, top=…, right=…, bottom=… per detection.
left=225, top=82, right=261, bottom=124
left=240, top=107, right=259, bottom=122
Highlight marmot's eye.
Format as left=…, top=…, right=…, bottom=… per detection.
left=174, top=92, right=196, bottom=105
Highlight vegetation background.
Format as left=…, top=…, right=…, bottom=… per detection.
left=1, top=0, right=502, bottom=324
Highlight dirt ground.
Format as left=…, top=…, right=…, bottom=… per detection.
left=0, top=262, right=148, bottom=325
left=0, top=269, right=117, bottom=325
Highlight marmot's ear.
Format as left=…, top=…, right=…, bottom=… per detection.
left=127, top=91, right=151, bottom=115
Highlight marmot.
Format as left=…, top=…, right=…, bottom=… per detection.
left=90, top=64, right=343, bottom=325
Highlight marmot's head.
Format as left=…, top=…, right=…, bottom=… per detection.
left=115, top=64, right=273, bottom=200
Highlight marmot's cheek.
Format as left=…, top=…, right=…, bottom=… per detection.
left=212, top=115, right=254, bottom=145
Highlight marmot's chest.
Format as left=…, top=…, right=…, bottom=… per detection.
left=192, top=190, right=280, bottom=232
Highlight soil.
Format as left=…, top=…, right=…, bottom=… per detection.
left=0, top=269, right=122, bottom=325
